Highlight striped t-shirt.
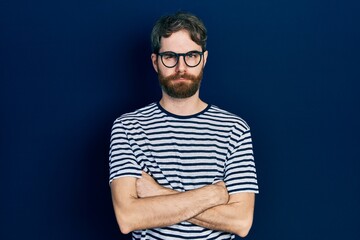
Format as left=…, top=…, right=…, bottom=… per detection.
left=109, top=102, right=258, bottom=240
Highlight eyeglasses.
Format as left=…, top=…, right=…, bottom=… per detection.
left=157, top=51, right=204, bottom=68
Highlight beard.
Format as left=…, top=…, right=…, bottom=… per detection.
left=158, top=68, right=203, bottom=99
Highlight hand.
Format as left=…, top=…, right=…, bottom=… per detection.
left=213, top=181, right=229, bottom=205
left=136, top=171, right=167, bottom=198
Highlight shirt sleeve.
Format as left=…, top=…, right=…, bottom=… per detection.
left=109, top=119, right=142, bottom=183
left=224, top=125, right=259, bottom=194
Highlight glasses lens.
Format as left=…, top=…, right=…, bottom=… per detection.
left=159, top=51, right=203, bottom=68
left=161, top=52, right=178, bottom=67
left=185, top=51, right=202, bottom=67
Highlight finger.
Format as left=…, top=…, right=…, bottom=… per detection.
left=141, top=171, right=149, bottom=178
left=215, top=181, right=226, bottom=187
left=141, top=171, right=154, bottom=180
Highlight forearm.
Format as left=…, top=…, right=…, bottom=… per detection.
left=115, top=184, right=228, bottom=234
left=189, top=201, right=253, bottom=237
left=158, top=187, right=254, bottom=237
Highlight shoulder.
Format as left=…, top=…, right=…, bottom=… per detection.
left=114, top=102, right=160, bottom=125
left=205, top=105, right=251, bottom=132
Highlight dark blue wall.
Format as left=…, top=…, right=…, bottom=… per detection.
left=1, top=1, right=359, bottom=239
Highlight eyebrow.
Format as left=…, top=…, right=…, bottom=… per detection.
left=159, top=49, right=203, bottom=53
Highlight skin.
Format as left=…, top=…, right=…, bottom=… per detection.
left=137, top=172, right=255, bottom=237
left=152, top=30, right=208, bottom=116
left=111, top=29, right=255, bottom=237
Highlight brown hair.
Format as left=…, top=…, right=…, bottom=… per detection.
left=151, top=12, right=207, bottom=53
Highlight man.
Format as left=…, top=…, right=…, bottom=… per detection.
left=109, top=12, right=258, bottom=239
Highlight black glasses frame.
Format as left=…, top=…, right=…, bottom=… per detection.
left=157, top=51, right=205, bottom=68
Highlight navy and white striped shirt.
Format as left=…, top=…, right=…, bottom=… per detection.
left=109, top=102, right=258, bottom=240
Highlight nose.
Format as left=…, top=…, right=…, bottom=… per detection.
left=175, top=56, right=187, bottom=73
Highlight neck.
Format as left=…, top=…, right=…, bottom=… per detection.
left=159, top=91, right=208, bottom=116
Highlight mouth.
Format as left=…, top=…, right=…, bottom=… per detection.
left=172, top=79, right=190, bottom=84
left=166, top=73, right=195, bottom=82
left=173, top=77, right=190, bottom=81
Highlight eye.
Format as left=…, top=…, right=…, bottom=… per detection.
left=163, top=52, right=177, bottom=59
left=186, top=51, right=200, bottom=58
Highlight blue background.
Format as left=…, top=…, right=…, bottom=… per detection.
left=1, top=0, right=359, bottom=239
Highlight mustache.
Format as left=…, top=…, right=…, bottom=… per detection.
left=165, top=73, right=198, bottom=81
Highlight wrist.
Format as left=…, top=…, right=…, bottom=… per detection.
left=158, top=186, right=177, bottom=196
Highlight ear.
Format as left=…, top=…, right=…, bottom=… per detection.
left=151, top=53, right=159, bottom=73
left=203, top=50, right=208, bottom=67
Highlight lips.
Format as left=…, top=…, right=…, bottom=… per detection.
left=169, top=73, right=196, bottom=81
left=174, top=77, right=189, bottom=81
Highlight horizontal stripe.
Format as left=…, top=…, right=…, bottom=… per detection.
left=109, top=102, right=258, bottom=239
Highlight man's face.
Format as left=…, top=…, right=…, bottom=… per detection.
left=151, top=30, right=208, bottom=99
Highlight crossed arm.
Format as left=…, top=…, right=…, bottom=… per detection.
left=110, top=172, right=255, bottom=237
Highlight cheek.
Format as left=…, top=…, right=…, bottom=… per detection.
left=188, top=66, right=203, bottom=76
left=158, top=66, right=175, bottom=77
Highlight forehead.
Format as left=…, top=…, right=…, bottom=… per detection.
left=160, top=30, right=202, bottom=52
